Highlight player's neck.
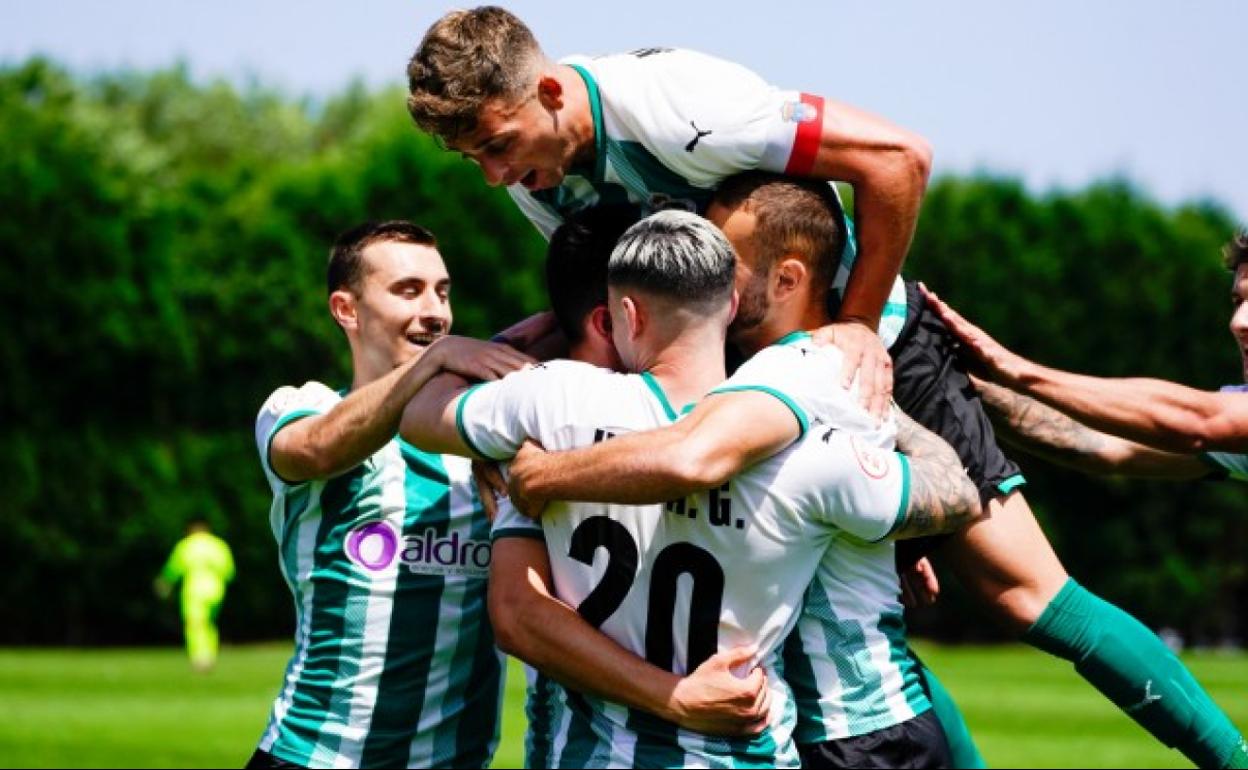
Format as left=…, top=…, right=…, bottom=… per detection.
left=557, top=64, right=597, bottom=166
left=642, top=333, right=728, bottom=411
left=739, top=298, right=830, bottom=356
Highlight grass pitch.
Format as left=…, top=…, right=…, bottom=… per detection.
left=0, top=642, right=1243, bottom=768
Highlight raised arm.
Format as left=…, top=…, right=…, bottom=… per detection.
left=976, top=379, right=1213, bottom=480
left=808, top=100, right=932, bottom=417
left=273, top=337, right=530, bottom=481
left=506, top=390, right=801, bottom=516
left=489, top=536, right=769, bottom=736
left=923, top=284, right=1248, bottom=454
left=889, top=412, right=984, bottom=540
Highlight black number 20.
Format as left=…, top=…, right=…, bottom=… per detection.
left=569, top=516, right=725, bottom=672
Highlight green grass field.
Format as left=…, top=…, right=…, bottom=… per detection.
left=1, top=642, right=1244, bottom=768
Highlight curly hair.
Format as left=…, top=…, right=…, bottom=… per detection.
left=1223, top=230, right=1248, bottom=271
left=406, top=7, right=543, bottom=144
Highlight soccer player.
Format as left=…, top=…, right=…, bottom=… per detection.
left=407, top=5, right=934, bottom=417
left=506, top=174, right=1248, bottom=769
left=400, top=210, right=983, bottom=767
left=249, top=221, right=535, bottom=769
left=922, top=231, right=1248, bottom=470
left=155, top=519, right=235, bottom=672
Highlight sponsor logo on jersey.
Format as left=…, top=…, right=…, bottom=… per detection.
left=344, top=521, right=491, bottom=577
left=781, top=101, right=819, bottom=124
left=345, top=520, right=401, bottom=572
left=851, top=435, right=891, bottom=480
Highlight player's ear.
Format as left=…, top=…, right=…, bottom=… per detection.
left=588, top=304, right=612, bottom=342
left=727, top=288, right=740, bottom=326
left=537, top=73, right=564, bottom=110
left=621, top=295, right=645, bottom=341
left=772, top=256, right=807, bottom=302
left=329, top=290, right=358, bottom=331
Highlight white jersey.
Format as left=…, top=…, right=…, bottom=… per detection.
left=718, top=332, right=932, bottom=741
left=460, top=361, right=910, bottom=767
left=508, top=48, right=909, bottom=347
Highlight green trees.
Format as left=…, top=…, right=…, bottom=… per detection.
left=1, top=60, right=1241, bottom=644
left=0, top=61, right=545, bottom=643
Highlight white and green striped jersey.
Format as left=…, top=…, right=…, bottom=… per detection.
left=722, top=331, right=931, bottom=742
left=253, top=381, right=504, bottom=769
left=508, top=47, right=909, bottom=347
left=1205, top=384, right=1248, bottom=481
left=462, top=361, right=911, bottom=767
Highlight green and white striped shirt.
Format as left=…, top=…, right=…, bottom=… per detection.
left=722, top=333, right=931, bottom=742
left=508, top=47, right=909, bottom=347
left=254, top=381, right=504, bottom=768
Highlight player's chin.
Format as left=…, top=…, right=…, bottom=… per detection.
left=524, top=168, right=561, bottom=191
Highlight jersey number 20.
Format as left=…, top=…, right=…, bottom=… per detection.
left=569, top=516, right=725, bottom=672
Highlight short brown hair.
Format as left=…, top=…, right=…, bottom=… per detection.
left=406, top=6, right=544, bottom=144
left=712, top=171, right=845, bottom=293
left=1223, top=230, right=1248, bottom=271
left=328, top=221, right=437, bottom=295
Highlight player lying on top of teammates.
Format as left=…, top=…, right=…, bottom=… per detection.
left=398, top=209, right=984, bottom=768
left=407, top=5, right=933, bottom=420
left=921, top=230, right=1248, bottom=483
left=504, top=173, right=1248, bottom=770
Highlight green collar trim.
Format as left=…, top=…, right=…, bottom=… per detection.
left=772, top=330, right=813, bottom=347
left=640, top=371, right=679, bottom=422
left=569, top=64, right=607, bottom=182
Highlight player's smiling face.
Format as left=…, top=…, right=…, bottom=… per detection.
left=451, top=94, right=577, bottom=191
left=1229, top=263, right=1248, bottom=381
left=351, top=241, right=452, bottom=372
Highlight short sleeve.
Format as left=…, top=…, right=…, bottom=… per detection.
left=507, top=185, right=564, bottom=241
left=802, top=431, right=910, bottom=543
left=255, top=382, right=341, bottom=489
left=454, top=365, right=569, bottom=461
left=491, top=498, right=545, bottom=543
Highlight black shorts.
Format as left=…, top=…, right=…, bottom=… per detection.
left=890, top=281, right=1025, bottom=565
left=798, top=709, right=953, bottom=769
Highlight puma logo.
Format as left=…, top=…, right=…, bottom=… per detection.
left=822, top=427, right=838, bottom=444
left=1125, top=680, right=1163, bottom=713
left=685, top=121, right=713, bottom=153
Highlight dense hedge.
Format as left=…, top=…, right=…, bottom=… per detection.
left=2, top=59, right=1242, bottom=644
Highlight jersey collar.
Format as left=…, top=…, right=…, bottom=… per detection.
left=569, top=64, right=607, bottom=183
left=639, top=371, right=697, bottom=422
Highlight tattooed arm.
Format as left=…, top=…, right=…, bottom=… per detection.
left=976, top=379, right=1214, bottom=480
left=890, top=412, right=984, bottom=539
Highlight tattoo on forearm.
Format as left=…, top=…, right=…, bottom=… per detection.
left=978, top=382, right=1110, bottom=465
left=894, top=413, right=981, bottom=538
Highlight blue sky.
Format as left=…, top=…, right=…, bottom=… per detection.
left=5, top=1, right=1245, bottom=220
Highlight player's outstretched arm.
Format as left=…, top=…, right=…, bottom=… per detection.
left=976, top=378, right=1214, bottom=480
left=489, top=537, right=770, bottom=736
left=506, top=391, right=801, bottom=516
left=808, top=99, right=932, bottom=418
left=923, top=283, right=1248, bottom=454
left=890, top=412, right=984, bottom=540
left=273, top=337, right=531, bottom=481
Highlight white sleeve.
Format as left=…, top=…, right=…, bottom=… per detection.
left=803, top=432, right=910, bottom=543
left=595, top=50, right=827, bottom=186
left=254, top=382, right=341, bottom=490
left=454, top=365, right=567, bottom=461
left=490, top=497, right=545, bottom=542
left=507, top=185, right=564, bottom=241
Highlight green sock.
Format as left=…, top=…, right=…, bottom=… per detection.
left=914, top=654, right=987, bottom=768
left=1024, top=578, right=1247, bottom=769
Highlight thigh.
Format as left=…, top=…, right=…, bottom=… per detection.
left=937, top=491, right=1070, bottom=633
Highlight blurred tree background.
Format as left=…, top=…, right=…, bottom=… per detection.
left=1, top=59, right=1242, bottom=646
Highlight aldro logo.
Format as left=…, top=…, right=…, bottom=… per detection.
left=344, top=520, right=490, bottom=578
